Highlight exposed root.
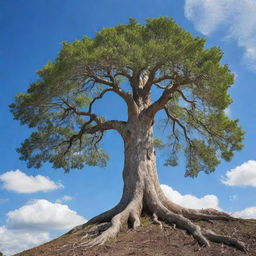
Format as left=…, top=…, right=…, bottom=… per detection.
left=73, top=200, right=142, bottom=250
left=152, top=213, right=162, bottom=229
left=154, top=203, right=246, bottom=251
left=80, top=222, right=111, bottom=238
left=183, top=208, right=235, bottom=221
left=67, top=193, right=246, bottom=254
left=129, top=210, right=141, bottom=229
left=161, top=197, right=234, bottom=221
left=156, top=204, right=210, bottom=247
left=203, top=229, right=246, bottom=252
left=78, top=214, right=124, bottom=248
left=67, top=203, right=124, bottom=234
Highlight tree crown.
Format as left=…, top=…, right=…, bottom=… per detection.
left=11, top=17, right=244, bottom=176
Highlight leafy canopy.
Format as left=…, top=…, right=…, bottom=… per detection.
left=11, top=17, right=244, bottom=176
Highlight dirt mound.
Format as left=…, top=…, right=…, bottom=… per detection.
left=15, top=217, right=256, bottom=256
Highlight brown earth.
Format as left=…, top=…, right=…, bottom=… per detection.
left=15, top=217, right=256, bottom=256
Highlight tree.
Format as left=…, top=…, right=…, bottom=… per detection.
left=11, top=17, right=245, bottom=250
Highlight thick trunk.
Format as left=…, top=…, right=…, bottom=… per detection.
left=69, top=119, right=245, bottom=252
left=120, top=119, right=185, bottom=219
left=121, top=119, right=156, bottom=208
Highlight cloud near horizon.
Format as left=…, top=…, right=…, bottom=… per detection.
left=0, top=227, right=50, bottom=256
left=232, top=207, right=256, bottom=219
left=222, top=160, right=256, bottom=187
left=184, top=0, right=256, bottom=69
left=0, top=199, right=86, bottom=256
left=161, top=184, right=221, bottom=210
left=0, top=169, right=63, bottom=193
left=6, top=199, right=86, bottom=231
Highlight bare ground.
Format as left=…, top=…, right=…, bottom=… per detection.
left=15, top=217, right=256, bottom=256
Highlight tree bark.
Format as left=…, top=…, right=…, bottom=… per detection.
left=70, top=117, right=245, bottom=252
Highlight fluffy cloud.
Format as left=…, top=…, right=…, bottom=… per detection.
left=222, top=160, right=256, bottom=187
left=0, top=169, right=63, bottom=193
left=6, top=199, right=86, bottom=231
left=0, top=227, right=50, bottom=256
left=56, top=195, right=73, bottom=204
left=160, top=184, right=221, bottom=210
left=0, top=199, right=86, bottom=255
left=232, top=207, right=256, bottom=219
left=184, top=0, right=256, bottom=69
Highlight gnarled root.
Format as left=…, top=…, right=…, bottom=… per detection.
left=154, top=202, right=246, bottom=251
left=155, top=203, right=210, bottom=247
left=203, top=229, right=246, bottom=251
left=161, top=196, right=234, bottom=221
left=152, top=212, right=163, bottom=229
left=183, top=208, right=235, bottom=221
left=74, top=200, right=142, bottom=250
left=69, top=196, right=246, bottom=253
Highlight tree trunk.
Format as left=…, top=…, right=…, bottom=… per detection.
left=69, top=118, right=246, bottom=252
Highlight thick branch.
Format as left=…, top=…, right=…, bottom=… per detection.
left=144, top=82, right=179, bottom=118
left=86, top=120, right=126, bottom=135
left=62, top=119, right=126, bottom=155
left=88, top=88, right=114, bottom=113
left=114, top=69, right=132, bottom=80
left=142, top=65, right=162, bottom=95
left=153, top=75, right=174, bottom=84
left=154, top=82, right=168, bottom=89
left=89, top=72, right=138, bottom=116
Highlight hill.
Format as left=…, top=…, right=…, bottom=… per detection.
left=15, top=217, right=256, bottom=256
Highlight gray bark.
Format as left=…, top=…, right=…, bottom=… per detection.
left=69, top=82, right=245, bottom=251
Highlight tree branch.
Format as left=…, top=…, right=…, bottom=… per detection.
left=88, top=88, right=114, bottom=113
left=183, top=108, right=225, bottom=141
left=62, top=118, right=126, bottom=155
left=88, top=71, right=138, bottom=116
left=153, top=74, right=174, bottom=84
left=164, top=107, right=192, bottom=145
left=61, top=99, right=98, bottom=119
left=176, top=90, right=196, bottom=109
left=154, top=82, right=168, bottom=89
left=142, top=65, right=162, bottom=95
left=143, top=82, right=179, bottom=118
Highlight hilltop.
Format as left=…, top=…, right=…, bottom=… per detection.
left=15, top=217, right=256, bottom=256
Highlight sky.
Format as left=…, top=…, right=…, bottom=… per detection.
left=1, top=0, right=256, bottom=255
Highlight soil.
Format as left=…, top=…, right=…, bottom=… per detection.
left=15, top=217, right=256, bottom=256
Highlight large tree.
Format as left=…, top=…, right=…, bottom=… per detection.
left=11, top=17, right=245, bottom=250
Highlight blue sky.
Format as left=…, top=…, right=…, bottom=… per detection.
left=1, top=0, right=256, bottom=255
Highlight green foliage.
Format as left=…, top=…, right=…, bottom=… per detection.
left=10, top=16, right=244, bottom=176
left=164, top=100, right=243, bottom=177
left=154, top=138, right=165, bottom=150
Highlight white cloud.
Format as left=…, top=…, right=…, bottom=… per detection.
left=0, top=199, right=86, bottom=255
left=184, top=0, right=256, bottom=69
left=56, top=195, right=73, bottom=204
left=224, top=107, right=231, bottom=117
left=0, top=169, right=63, bottom=193
left=0, top=227, right=50, bottom=256
left=222, top=160, right=256, bottom=187
left=161, top=184, right=221, bottom=210
left=232, top=207, right=256, bottom=219
left=6, top=199, right=86, bottom=231
left=184, top=0, right=228, bottom=35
